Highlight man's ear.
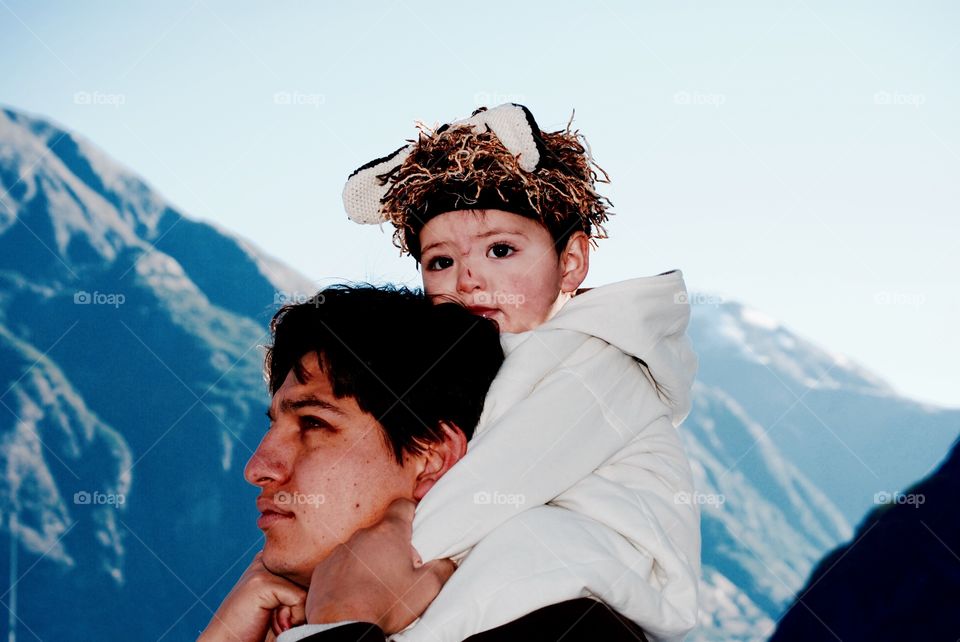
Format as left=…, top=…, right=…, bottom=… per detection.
left=412, top=422, right=468, bottom=501
left=559, top=231, right=590, bottom=294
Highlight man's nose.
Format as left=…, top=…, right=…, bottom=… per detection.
left=243, top=430, right=290, bottom=488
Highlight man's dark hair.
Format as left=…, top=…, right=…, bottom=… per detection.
left=265, top=283, right=504, bottom=462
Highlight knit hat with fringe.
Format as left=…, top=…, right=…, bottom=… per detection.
left=342, top=103, right=613, bottom=261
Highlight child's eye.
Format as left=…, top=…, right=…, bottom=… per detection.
left=487, top=243, right=516, bottom=259
left=426, top=256, right=454, bottom=271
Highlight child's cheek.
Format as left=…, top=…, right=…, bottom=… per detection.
left=420, top=272, right=445, bottom=301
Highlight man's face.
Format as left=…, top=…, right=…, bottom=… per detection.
left=419, top=209, right=568, bottom=334
left=244, top=352, right=421, bottom=586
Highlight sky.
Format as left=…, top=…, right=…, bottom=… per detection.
left=2, top=0, right=957, bottom=408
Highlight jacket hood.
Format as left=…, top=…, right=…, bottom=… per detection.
left=520, top=269, right=699, bottom=427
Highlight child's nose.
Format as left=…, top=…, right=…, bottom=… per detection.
left=456, top=263, right=484, bottom=293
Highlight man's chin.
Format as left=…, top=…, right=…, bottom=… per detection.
left=261, top=547, right=312, bottom=588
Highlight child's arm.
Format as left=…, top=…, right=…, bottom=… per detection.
left=411, top=339, right=669, bottom=562
left=402, top=417, right=701, bottom=641
left=399, top=501, right=699, bottom=642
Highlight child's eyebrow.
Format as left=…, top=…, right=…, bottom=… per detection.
left=422, top=229, right=528, bottom=255
left=475, top=229, right=528, bottom=240
left=421, top=240, right=448, bottom=255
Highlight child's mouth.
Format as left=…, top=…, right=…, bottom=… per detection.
left=466, top=305, right=500, bottom=320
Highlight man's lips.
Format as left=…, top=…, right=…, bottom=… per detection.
left=257, top=510, right=294, bottom=530
left=256, top=496, right=295, bottom=530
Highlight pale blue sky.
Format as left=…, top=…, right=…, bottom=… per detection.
left=2, top=0, right=957, bottom=407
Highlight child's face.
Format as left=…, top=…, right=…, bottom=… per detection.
left=419, top=209, right=582, bottom=333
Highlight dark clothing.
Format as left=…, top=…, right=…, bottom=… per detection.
left=301, top=598, right=649, bottom=641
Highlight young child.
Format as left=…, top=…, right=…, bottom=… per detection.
left=342, top=104, right=700, bottom=642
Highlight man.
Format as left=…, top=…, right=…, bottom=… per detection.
left=199, top=284, right=649, bottom=642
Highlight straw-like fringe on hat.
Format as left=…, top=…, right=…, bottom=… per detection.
left=343, top=103, right=613, bottom=259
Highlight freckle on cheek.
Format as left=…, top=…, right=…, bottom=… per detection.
left=354, top=503, right=360, bottom=509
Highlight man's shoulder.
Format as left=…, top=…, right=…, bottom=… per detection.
left=294, top=598, right=649, bottom=642
left=466, top=597, right=649, bottom=642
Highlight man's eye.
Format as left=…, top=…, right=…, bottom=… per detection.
left=426, top=256, right=454, bottom=271
left=299, top=416, right=334, bottom=432
left=487, top=243, right=515, bottom=259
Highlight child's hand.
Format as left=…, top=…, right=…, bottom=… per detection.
left=198, top=551, right=306, bottom=642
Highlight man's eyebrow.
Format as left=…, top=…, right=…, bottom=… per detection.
left=275, top=395, right=347, bottom=416
left=421, top=229, right=529, bottom=255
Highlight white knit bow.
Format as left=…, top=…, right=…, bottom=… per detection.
left=341, top=103, right=545, bottom=225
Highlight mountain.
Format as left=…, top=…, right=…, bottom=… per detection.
left=680, top=382, right=849, bottom=638
left=687, top=300, right=958, bottom=523
left=769, top=438, right=960, bottom=641
left=683, top=299, right=958, bottom=640
left=0, top=106, right=956, bottom=641
left=0, top=106, right=312, bottom=640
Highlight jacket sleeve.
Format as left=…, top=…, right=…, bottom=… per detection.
left=411, top=341, right=671, bottom=562
left=400, top=501, right=696, bottom=642
left=547, top=417, right=702, bottom=640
